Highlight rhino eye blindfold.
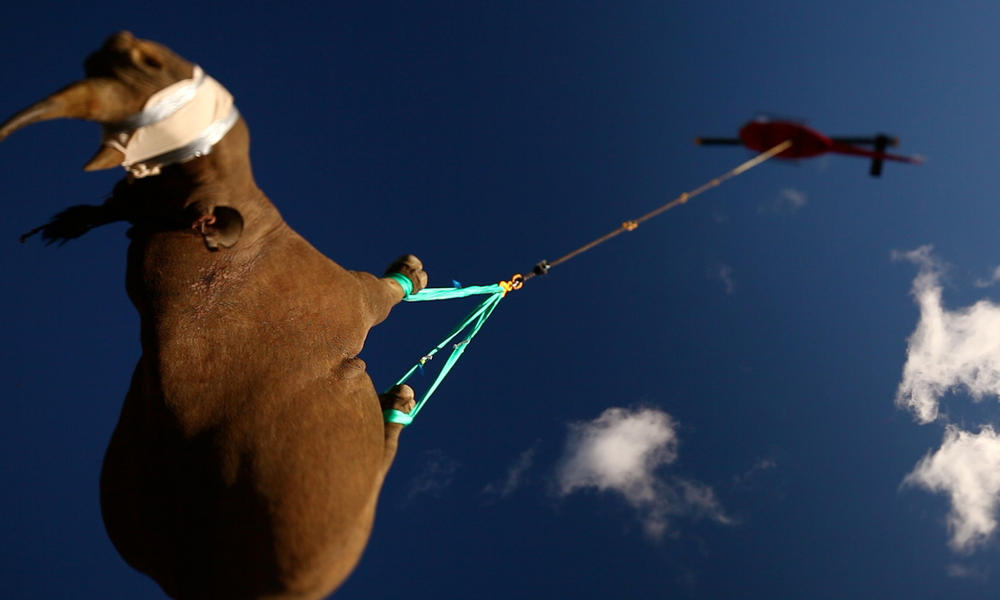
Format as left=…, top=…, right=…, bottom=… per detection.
left=100, top=65, right=240, bottom=178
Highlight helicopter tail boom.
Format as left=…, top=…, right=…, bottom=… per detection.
left=829, top=134, right=921, bottom=177
left=830, top=135, right=899, bottom=147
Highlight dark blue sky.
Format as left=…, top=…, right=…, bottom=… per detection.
left=3, top=2, right=1000, bottom=598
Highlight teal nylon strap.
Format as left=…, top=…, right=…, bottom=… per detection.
left=383, top=284, right=507, bottom=426
left=403, top=284, right=505, bottom=302
left=383, top=409, right=413, bottom=426
left=385, top=273, right=414, bottom=298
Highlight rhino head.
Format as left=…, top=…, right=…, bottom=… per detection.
left=2, top=31, right=241, bottom=182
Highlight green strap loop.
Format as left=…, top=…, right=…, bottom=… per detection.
left=383, top=409, right=414, bottom=426
left=403, top=284, right=505, bottom=302
left=385, top=273, right=414, bottom=298
left=383, top=284, right=507, bottom=426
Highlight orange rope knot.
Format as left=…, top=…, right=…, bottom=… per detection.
left=677, top=192, right=690, bottom=204
left=622, top=220, right=639, bottom=231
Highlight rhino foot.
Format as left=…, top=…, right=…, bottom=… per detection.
left=384, top=254, right=428, bottom=296
left=379, top=385, right=414, bottom=472
left=379, top=384, right=416, bottom=415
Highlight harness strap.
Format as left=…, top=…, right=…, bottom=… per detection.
left=383, top=409, right=414, bottom=426
left=104, top=66, right=208, bottom=134
left=382, top=282, right=510, bottom=426
left=385, top=272, right=414, bottom=298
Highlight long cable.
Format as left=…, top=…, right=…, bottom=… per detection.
left=387, top=139, right=793, bottom=425
left=521, top=139, right=792, bottom=282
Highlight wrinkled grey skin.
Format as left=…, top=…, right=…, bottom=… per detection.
left=1, top=32, right=427, bottom=599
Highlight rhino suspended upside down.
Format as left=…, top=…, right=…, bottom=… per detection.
left=1, top=32, right=427, bottom=599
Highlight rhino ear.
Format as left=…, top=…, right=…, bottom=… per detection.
left=198, top=206, right=244, bottom=251
left=83, top=144, right=124, bottom=171
left=129, top=46, right=166, bottom=71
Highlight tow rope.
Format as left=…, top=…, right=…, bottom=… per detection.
left=384, top=140, right=791, bottom=425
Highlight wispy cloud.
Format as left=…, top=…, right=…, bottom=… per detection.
left=974, top=266, right=1000, bottom=288
left=893, top=245, right=1000, bottom=424
left=713, top=263, right=735, bottom=295
left=406, top=449, right=460, bottom=501
left=946, top=562, right=988, bottom=580
left=759, top=187, right=807, bottom=213
left=733, top=457, right=776, bottom=489
left=904, top=425, right=1000, bottom=553
left=483, top=445, right=537, bottom=499
left=555, top=407, right=729, bottom=538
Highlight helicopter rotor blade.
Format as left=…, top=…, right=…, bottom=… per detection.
left=695, top=137, right=743, bottom=146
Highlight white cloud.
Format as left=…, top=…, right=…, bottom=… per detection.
left=778, top=187, right=807, bottom=211
left=733, top=457, right=777, bottom=488
left=904, top=425, right=1000, bottom=552
left=555, top=407, right=729, bottom=537
left=946, top=562, right=987, bottom=580
left=675, top=478, right=731, bottom=524
left=714, top=263, right=735, bottom=295
left=406, top=449, right=460, bottom=501
left=974, top=265, right=1000, bottom=288
left=759, top=187, right=807, bottom=213
left=483, top=445, right=536, bottom=498
left=894, top=245, right=1000, bottom=424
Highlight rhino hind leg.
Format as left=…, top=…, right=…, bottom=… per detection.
left=377, top=384, right=415, bottom=474
left=379, top=384, right=416, bottom=415
left=20, top=202, right=125, bottom=245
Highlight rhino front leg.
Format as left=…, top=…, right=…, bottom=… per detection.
left=378, top=384, right=416, bottom=475
left=351, top=254, right=428, bottom=327
left=383, top=254, right=428, bottom=298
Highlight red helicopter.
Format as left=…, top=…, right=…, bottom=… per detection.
left=696, top=117, right=923, bottom=177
